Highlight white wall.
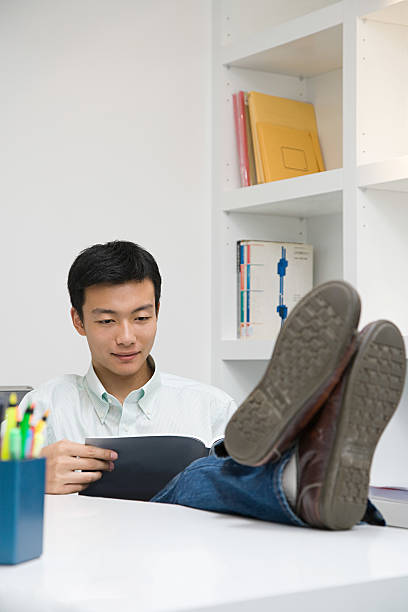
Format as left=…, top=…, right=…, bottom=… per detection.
left=0, top=0, right=212, bottom=387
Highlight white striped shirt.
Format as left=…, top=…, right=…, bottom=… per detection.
left=19, top=356, right=237, bottom=448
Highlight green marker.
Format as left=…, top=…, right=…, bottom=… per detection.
left=9, top=425, right=21, bottom=460
left=20, top=404, right=34, bottom=459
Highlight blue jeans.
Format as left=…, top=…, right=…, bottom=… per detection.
left=151, top=445, right=305, bottom=527
left=151, top=441, right=385, bottom=527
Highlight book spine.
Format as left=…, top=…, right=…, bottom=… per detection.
left=246, top=244, right=250, bottom=335
left=244, top=92, right=257, bottom=186
left=237, top=242, right=244, bottom=338
left=241, top=244, right=245, bottom=337
left=232, top=92, right=250, bottom=187
left=237, top=92, right=251, bottom=187
left=248, top=92, right=265, bottom=184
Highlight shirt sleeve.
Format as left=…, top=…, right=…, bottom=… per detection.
left=211, top=396, right=238, bottom=442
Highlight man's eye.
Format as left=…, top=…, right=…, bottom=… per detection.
left=99, top=319, right=114, bottom=324
left=136, top=317, right=150, bottom=321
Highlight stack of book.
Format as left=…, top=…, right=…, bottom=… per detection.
left=232, top=90, right=325, bottom=187
left=237, top=240, right=313, bottom=340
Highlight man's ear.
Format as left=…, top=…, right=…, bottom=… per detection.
left=156, top=301, right=160, bottom=320
left=71, top=307, right=86, bottom=337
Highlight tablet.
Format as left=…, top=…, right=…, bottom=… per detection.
left=79, top=435, right=209, bottom=501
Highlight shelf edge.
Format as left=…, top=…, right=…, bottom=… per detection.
left=220, top=339, right=274, bottom=361
left=358, top=156, right=408, bottom=190
left=220, top=169, right=343, bottom=212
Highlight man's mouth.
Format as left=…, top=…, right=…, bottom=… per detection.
left=112, top=351, right=141, bottom=362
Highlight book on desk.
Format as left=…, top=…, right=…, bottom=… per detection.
left=369, top=486, right=408, bottom=529
left=80, top=435, right=218, bottom=501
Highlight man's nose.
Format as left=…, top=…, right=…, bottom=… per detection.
left=116, top=321, right=136, bottom=345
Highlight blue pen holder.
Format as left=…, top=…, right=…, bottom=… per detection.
left=0, top=458, right=46, bottom=564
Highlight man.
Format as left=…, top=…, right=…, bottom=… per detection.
left=21, top=241, right=236, bottom=494
left=21, top=241, right=406, bottom=530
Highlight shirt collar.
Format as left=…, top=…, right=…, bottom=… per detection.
left=138, top=355, right=161, bottom=419
left=84, top=364, right=110, bottom=424
left=84, top=355, right=161, bottom=424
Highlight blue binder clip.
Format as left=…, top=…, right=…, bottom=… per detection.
left=277, top=246, right=288, bottom=327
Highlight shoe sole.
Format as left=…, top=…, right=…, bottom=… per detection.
left=224, top=281, right=361, bottom=466
left=319, top=320, right=406, bottom=530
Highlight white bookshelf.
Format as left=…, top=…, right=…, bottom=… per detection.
left=212, top=0, right=344, bottom=407
left=212, top=0, right=408, bottom=487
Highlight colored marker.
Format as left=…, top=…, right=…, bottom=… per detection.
left=28, top=425, right=36, bottom=457
left=35, top=410, right=49, bottom=435
left=9, top=424, right=22, bottom=460
left=24, top=429, right=33, bottom=459
left=20, top=404, right=34, bottom=459
left=32, top=431, right=44, bottom=458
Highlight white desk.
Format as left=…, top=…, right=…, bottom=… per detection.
left=1, top=495, right=408, bottom=612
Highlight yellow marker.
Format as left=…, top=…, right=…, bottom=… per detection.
left=1, top=393, right=18, bottom=461
left=35, top=410, right=49, bottom=435
left=32, top=431, right=44, bottom=458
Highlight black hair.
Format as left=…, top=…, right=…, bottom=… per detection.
left=67, top=240, right=161, bottom=321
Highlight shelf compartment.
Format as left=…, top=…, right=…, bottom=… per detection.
left=357, top=14, right=408, bottom=165
left=220, top=3, right=343, bottom=77
left=358, top=156, right=408, bottom=192
left=220, top=168, right=343, bottom=216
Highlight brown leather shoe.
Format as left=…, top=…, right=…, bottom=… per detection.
left=296, top=320, right=406, bottom=530
left=225, top=281, right=361, bottom=466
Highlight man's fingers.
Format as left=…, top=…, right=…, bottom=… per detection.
left=52, top=455, right=111, bottom=472
left=43, top=440, right=118, bottom=462
left=45, top=472, right=103, bottom=495
left=74, top=457, right=114, bottom=472
left=83, top=444, right=118, bottom=461
left=62, top=483, right=91, bottom=494
left=78, top=444, right=118, bottom=461
left=56, top=440, right=118, bottom=461
left=66, top=470, right=103, bottom=484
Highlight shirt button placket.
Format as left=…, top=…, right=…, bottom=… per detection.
left=121, top=399, right=131, bottom=435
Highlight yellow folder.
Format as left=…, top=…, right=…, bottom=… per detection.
left=248, top=91, right=325, bottom=183
left=257, top=123, right=320, bottom=182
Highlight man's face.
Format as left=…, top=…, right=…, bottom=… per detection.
left=71, top=279, right=159, bottom=379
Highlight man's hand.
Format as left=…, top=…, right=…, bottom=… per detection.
left=40, top=439, right=118, bottom=494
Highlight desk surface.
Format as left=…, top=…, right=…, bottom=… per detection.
left=1, top=495, right=408, bottom=612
